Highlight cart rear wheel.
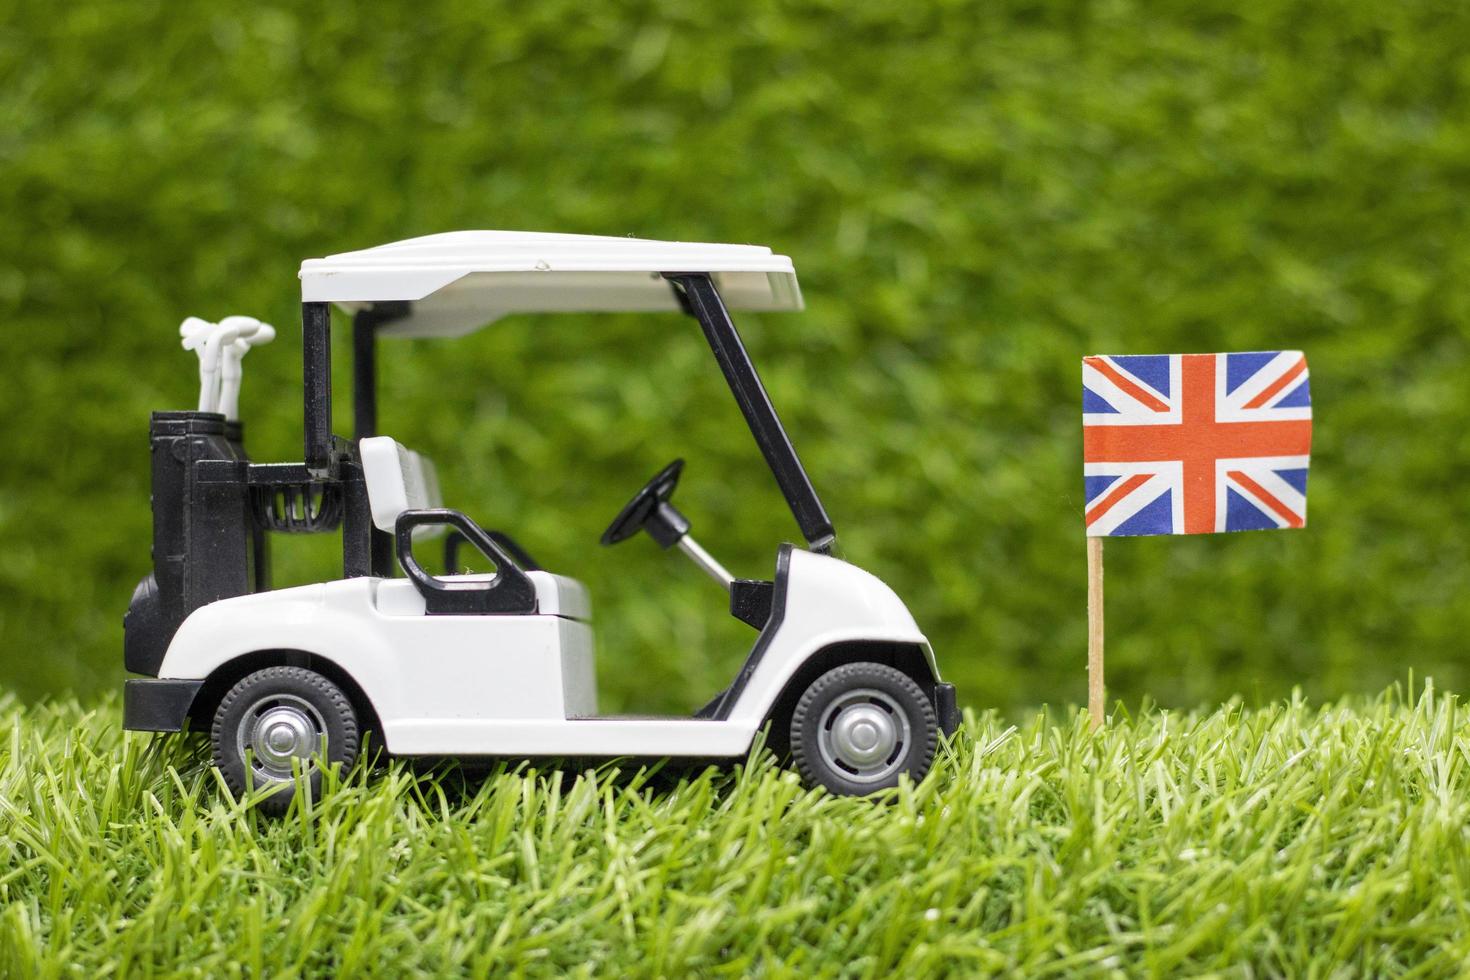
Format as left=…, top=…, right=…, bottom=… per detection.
left=790, top=662, right=937, bottom=795
left=211, top=666, right=359, bottom=815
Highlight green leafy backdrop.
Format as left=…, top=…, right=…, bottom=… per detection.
left=3, top=0, right=1467, bottom=715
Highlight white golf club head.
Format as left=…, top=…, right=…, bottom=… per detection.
left=217, top=316, right=276, bottom=421
left=179, top=316, right=222, bottom=411
left=198, top=320, right=244, bottom=414
left=180, top=316, right=214, bottom=350
left=178, top=315, right=275, bottom=417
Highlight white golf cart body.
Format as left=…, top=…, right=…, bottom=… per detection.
left=156, top=527, right=929, bottom=758
left=129, top=231, right=950, bottom=765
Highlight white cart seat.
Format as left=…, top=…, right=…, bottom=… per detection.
left=359, top=436, right=444, bottom=533
left=359, top=435, right=590, bottom=620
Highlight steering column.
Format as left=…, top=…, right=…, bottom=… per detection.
left=600, top=459, right=734, bottom=591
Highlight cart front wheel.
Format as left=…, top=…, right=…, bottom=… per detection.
left=211, top=666, right=359, bottom=815
left=790, top=661, right=937, bottom=795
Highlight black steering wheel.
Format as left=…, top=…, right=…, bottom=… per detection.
left=601, top=459, right=685, bottom=546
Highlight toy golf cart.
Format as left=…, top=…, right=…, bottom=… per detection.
left=122, top=232, right=959, bottom=812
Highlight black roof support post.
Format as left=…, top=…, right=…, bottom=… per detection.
left=349, top=303, right=410, bottom=577
left=350, top=302, right=409, bottom=444
left=341, top=462, right=374, bottom=578
left=352, top=311, right=379, bottom=441
left=350, top=313, right=394, bottom=576
left=665, top=273, right=836, bottom=553
left=302, top=301, right=333, bottom=478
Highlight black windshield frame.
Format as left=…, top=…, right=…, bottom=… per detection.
left=664, top=273, right=835, bottom=553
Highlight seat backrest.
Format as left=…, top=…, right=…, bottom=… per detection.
left=359, top=436, right=444, bottom=533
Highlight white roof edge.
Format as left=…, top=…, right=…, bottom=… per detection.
left=297, top=231, right=802, bottom=337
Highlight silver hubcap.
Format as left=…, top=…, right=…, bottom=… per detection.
left=818, top=688, right=911, bottom=784
left=237, top=695, right=327, bottom=781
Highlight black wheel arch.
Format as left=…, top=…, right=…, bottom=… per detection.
left=761, top=641, right=938, bottom=758
left=186, top=648, right=384, bottom=744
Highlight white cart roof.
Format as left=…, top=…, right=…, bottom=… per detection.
left=298, top=230, right=803, bottom=338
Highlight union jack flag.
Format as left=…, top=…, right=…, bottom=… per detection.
left=1083, top=351, right=1312, bottom=536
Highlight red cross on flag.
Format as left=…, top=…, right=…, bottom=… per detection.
left=1082, top=352, right=1313, bottom=537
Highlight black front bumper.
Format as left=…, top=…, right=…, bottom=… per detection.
left=123, top=679, right=204, bottom=732
left=935, top=682, right=960, bottom=736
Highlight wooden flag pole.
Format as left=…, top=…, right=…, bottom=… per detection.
left=1086, top=535, right=1105, bottom=730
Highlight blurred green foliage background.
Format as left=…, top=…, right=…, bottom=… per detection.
left=2, top=0, right=1467, bottom=715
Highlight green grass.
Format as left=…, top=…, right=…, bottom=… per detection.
left=4, top=682, right=1469, bottom=976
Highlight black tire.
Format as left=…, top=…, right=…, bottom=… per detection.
left=790, top=662, right=937, bottom=796
left=211, top=666, right=360, bottom=816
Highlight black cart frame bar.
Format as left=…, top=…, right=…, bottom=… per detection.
left=666, top=273, right=835, bottom=553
